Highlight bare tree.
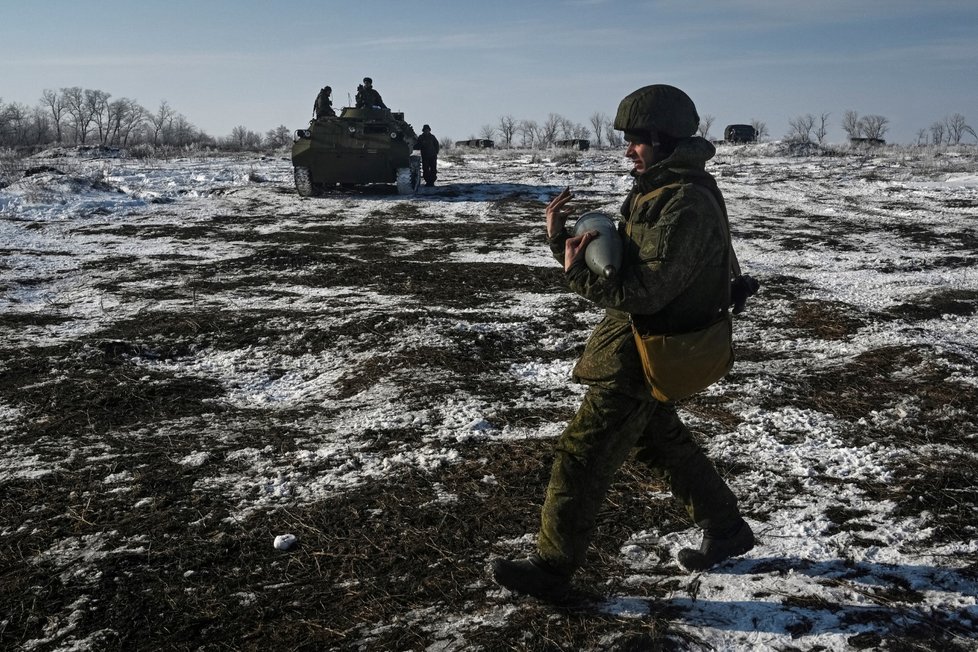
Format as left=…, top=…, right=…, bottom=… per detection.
left=107, top=98, right=145, bottom=146
left=85, top=89, right=112, bottom=145
left=698, top=114, right=715, bottom=140
left=841, top=110, right=861, bottom=140
left=62, top=86, right=93, bottom=144
left=28, top=106, right=52, bottom=145
left=11, top=103, right=31, bottom=144
left=2, top=101, right=50, bottom=147
left=11, top=103, right=32, bottom=144
left=750, top=119, right=769, bottom=142
left=589, top=112, right=607, bottom=148
left=930, top=121, right=946, bottom=145
left=944, top=113, right=976, bottom=145
left=518, top=119, right=538, bottom=148
left=149, top=100, right=175, bottom=147
left=565, top=122, right=588, bottom=141
left=228, top=125, right=262, bottom=150
left=915, top=128, right=928, bottom=146
left=559, top=117, right=582, bottom=141
left=230, top=125, right=248, bottom=149
left=479, top=124, right=497, bottom=141
left=556, top=116, right=571, bottom=140
left=814, top=112, right=831, bottom=144
left=168, top=115, right=196, bottom=147
left=497, top=114, right=517, bottom=148
left=787, top=114, right=816, bottom=142
left=265, top=125, right=292, bottom=149
left=121, top=99, right=146, bottom=146
left=0, top=100, right=21, bottom=145
left=859, top=114, right=889, bottom=141
left=2, top=102, right=39, bottom=146
left=540, top=113, right=562, bottom=148
left=556, top=119, right=589, bottom=142
left=0, top=100, right=11, bottom=143
left=245, top=129, right=262, bottom=150
left=40, top=89, right=67, bottom=143
left=605, top=124, right=623, bottom=148
left=106, top=98, right=126, bottom=145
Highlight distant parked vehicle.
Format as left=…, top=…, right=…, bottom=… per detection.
left=849, top=137, right=886, bottom=147
left=556, top=139, right=590, bottom=151
left=455, top=139, right=495, bottom=148
left=723, top=124, right=757, bottom=143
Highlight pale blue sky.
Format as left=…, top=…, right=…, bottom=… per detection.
left=2, top=0, right=976, bottom=144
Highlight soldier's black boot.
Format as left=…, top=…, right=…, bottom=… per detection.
left=678, top=519, right=754, bottom=571
left=491, top=554, right=571, bottom=600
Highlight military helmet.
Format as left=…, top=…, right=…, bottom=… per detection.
left=422, top=124, right=431, bottom=131
left=614, top=84, right=699, bottom=138
left=363, top=77, right=372, bottom=84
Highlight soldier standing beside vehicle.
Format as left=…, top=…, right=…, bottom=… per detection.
left=492, top=84, right=755, bottom=599
left=355, top=77, right=387, bottom=110
left=414, top=124, right=440, bottom=187
left=313, top=86, right=335, bottom=119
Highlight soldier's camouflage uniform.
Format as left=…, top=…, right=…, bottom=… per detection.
left=313, top=88, right=335, bottom=119
left=540, top=136, right=741, bottom=574
left=355, top=85, right=386, bottom=110
left=415, top=130, right=440, bottom=186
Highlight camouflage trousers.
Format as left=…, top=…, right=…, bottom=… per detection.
left=537, top=386, right=741, bottom=574
left=421, top=156, right=437, bottom=184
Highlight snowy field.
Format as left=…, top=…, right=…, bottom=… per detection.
left=1, top=143, right=977, bottom=651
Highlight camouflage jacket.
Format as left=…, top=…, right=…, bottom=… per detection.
left=549, top=136, right=730, bottom=398
left=313, top=90, right=334, bottom=118
left=356, top=87, right=386, bottom=109
left=415, top=132, right=440, bottom=158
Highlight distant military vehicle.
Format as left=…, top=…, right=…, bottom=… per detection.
left=556, top=139, right=590, bottom=151
left=292, top=106, right=420, bottom=196
left=455, top=139, right=495, bottom=148
left=723, top=124, right=757, bottom=143
left=849, top=137, right=886, bottom=147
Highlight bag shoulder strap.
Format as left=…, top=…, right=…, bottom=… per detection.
left=628, top=182, right=682, bottom=217
left=626, top=183, right=681, bottom=239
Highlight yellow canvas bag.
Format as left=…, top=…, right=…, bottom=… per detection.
left=632, top=313, right=733, bottom=402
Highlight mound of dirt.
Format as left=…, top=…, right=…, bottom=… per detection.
left=6, top=169, right=124, bottom=198
left=31, top=145, right=124, bottom=159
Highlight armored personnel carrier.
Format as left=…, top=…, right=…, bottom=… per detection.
left=292, top=107, right=421, bottom=196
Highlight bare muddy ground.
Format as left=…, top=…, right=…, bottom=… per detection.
left=1, top=146, right=977, bottom=650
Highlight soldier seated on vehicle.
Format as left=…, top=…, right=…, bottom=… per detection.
left=313, top=86, right=335, bottom=119
left=355, top=77, right=387, bottom=110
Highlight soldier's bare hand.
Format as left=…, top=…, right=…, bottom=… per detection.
left=564, top=230, right=597, bottom=272
left=546, top=187, right=575, bottom=238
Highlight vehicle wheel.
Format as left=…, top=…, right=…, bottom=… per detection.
left=294, top=166, right=316, bottom=197
left=409, top=155, right=421, bottom=192
left=395, top=166, right=415, bottom=195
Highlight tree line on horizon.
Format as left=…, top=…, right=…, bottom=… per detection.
left=779, top=110, right=976, bottom=146
left=475, top=110, right=976, bottom=149
left=0, top=87, right=291, bottom=153
left=2, top=87, right=975, bottom=153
